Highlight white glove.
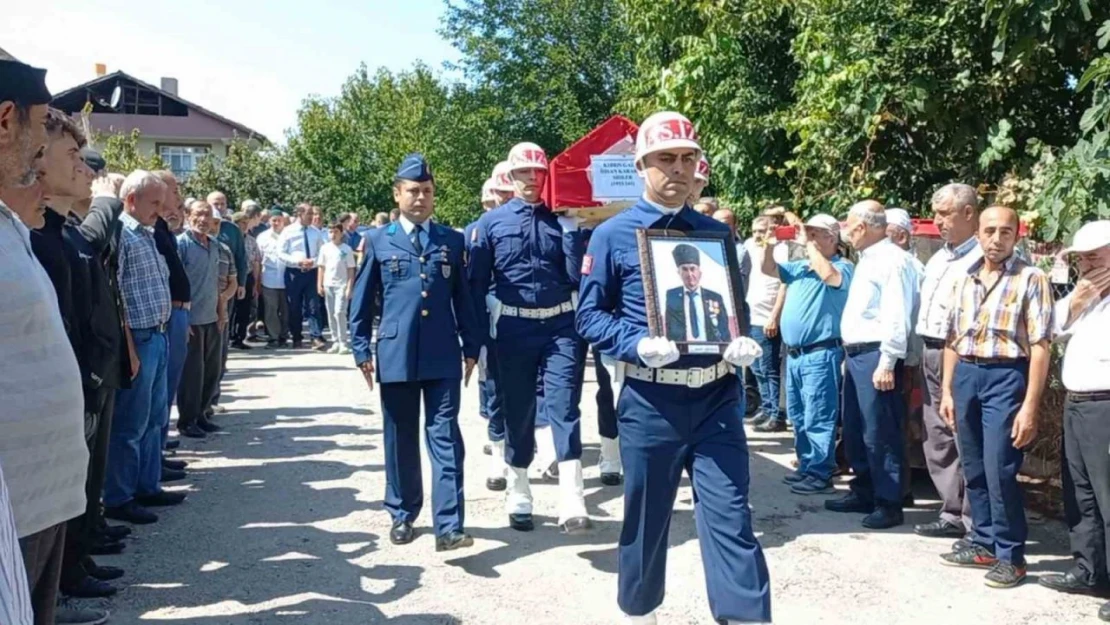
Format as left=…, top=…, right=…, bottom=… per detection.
left=478, top=346, right=488, bottom=381
left=486, top=294, right=502, bottom=339
left=636, top=336, right=680, bottom=369
left=557, top=215, right=584, bottom=232
left=723, top=337, right=763, bottom=368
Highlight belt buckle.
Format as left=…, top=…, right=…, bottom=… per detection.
left=686, top=368, right=705, bottom=389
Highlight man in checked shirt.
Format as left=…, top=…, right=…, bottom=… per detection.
left=938, top=205, right=1054, bottom=589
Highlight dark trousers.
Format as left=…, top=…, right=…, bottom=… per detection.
left=211, top=319, right=230, bottom=407
left=594, top=354, right=618, bottom=440
left=61, top=387, right=115, bottom=588
left=495, top=329, right=583, bottom=468
left=842, top=348, right=905, bottom=508
left=19, top=522, right=66, bottom=625
left=618, top=377, right=771, bottom=622
left=262, top=287, right=288, bottom=343
left=749, top=325, right=783, bottom=421
left=478, top=344, right=505, bottom=442
left=285, top=269, right=321, bottom=342
left=178, top=323, right=222, bottom=430
left=86, top=388, right=114, bottom=533
left=231, top=273, right=255, bottom=344
left=380, top=378, right=465, bottom=536
left=1063, top=396, right=1110, bottom=585
left=953, top=360, right=1028, bottom=564
left=921, top=345, right=971, bottom=527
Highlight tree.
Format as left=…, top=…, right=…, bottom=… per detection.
left=180, top=138, right=309, bottom=212
left=93, top=129, right=165, bottom=174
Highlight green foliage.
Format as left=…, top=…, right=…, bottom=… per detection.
left=94, top=129, right=165, bottom=174
left=180, top=138, right=307, bottom=213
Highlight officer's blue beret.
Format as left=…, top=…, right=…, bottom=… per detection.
left=395, top=153, right=434, bottom=183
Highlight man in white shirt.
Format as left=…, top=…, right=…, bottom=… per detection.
left=278, top=204, right=328, bottom=350
left=912, top=184, right=981, bottom=542
left=1040, top=221, right=1110, bottom=618
left=258, top=209, right=289, bottom=347
left=825, top=200, right=918, bottom=530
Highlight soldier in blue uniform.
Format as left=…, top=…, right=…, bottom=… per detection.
left=576, top=112, right=771, bottom=625
left=349, top=153, right=481, bottom=552
left=468, top=142, right=592, bottom=534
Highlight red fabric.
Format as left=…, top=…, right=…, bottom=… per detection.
left=911, top=218, right=1028, bottom=238
left=545, top=115, right=640, bottom=210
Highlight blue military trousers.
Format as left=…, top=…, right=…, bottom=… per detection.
left=784, top=346, right=843, bottom=482
left=495, top=327, right=583, bottom=468
left=106, top=327, right=167, bottom=507
left=842, top=348, right=905, bottom=508
left=617, top=377, right=771, bottom=622
left=953, top=360, right=1028, bottom=564
left=594, top=353, right=618, bottom=440
left=478, top=344, right=506, bottom=443
left=380, top=378, right=466, bottom=537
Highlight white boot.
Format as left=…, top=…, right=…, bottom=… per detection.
left=534, top=426, right=558, bottom=479
left=624, top=612, right=657, bottom=624
left=486, top=440, right=507, bottom=491
left=598, top=436, right=622, bottom=483
left=505, top=466, right=533, bottom=515
left=557, top=460, right=590, bottom=531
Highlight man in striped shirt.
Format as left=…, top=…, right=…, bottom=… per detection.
left=938, top=205, right=1054, bottom=589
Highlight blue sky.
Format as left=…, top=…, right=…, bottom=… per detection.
left=2, top=0, right=459, bottom=142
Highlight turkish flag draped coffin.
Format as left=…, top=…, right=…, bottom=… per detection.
left=545, top=115, right=640, bottom=218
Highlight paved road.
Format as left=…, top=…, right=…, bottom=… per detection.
left=91, top=349, right=1093, bottom=624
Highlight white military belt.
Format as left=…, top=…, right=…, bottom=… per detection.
left=625, top=361, right=732, bottom=389
left=500, top=300, right=574, bottom=320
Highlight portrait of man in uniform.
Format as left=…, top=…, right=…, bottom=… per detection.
left=664, top=243, right=731, bottom=342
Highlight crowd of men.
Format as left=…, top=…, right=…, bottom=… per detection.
left=4, top=50, right=1110, bottom=625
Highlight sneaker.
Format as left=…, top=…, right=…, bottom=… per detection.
left=790, top=476, right=833, bottom=495
left=338, top=346, right=351, bottom=355
left=940, top=544, right=998, bottom=568
left=984, top=560, right=1027, bottom=588
left=914, top=519, right=965, bottom=538
left=782, top=471, right=806, bottom=485
left=744, top=411, right=765, bottom=425
left=54, top=603, right=109, bottom=625
left=327, top=344, right=340, bottom=354
left=754, top=419, right=787, bottom=433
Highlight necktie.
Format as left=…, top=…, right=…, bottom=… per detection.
left=302, top=226, right=312, bottom=261
left=688, top=291, right=700, bottom=339
left=412, top=224, right=424, bottom=255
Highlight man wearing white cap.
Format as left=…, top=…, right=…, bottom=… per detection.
left=688, top=155, right=711, bottom=206
left=1039, top=221, right=1110, bottom=618
left=577, top=111, right=770, bottom=624
left=761, top=213, right=854, bottom=494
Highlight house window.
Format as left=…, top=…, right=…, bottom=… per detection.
left=158, top=145, right=209, bottom=179
left=120, top=85, right=162, bottom=115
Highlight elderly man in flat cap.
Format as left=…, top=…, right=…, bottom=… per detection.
left=664, top=243, right=731, bottom=343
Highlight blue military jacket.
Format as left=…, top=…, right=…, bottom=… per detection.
left=349, top=219, right=480, bottom=383
left=466, top=198, right=587, bottom=342
left=576, top=198, right=748, bottom=369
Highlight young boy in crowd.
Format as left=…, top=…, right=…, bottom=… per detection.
left=317, top=222, right=356, bottom=354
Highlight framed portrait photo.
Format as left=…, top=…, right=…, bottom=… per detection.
left=637, top=229, right=748, bottom=355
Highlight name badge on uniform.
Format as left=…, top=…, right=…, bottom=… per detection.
left=390, top=256, right=400, bottom=274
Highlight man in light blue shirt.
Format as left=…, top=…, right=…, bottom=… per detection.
left=278, top=205, right=328, bottom=349
left=762, top=214, right=853, bottom=497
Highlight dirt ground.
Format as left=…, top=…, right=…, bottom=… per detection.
left=83, top=350, right=1098, bottom=625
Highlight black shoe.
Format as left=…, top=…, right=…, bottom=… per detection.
left=1039, top=571, right=1109, bottom=596
left=197, top=420, right=222, bottom=433
left=389, top=521, right=415, bottom=545
left=1100, top=601, right=1110, bottom=622
left=600, top=472, right=623, bottom=486
left=61, top=575, right=117, bottom=599
left=163, top=457, right=188, bottom=471
left=486, top=477, right=506, bottom=491
left=435, top=531, right=474, bottom=552
left=824, top=493, right=872, bottom=514
left=744, top=411, right=765, bottom=424
left=902, top=493, right=916, bottom=508
left=984, top=560, right=1027, bottom=588
left=165, top=439, right=181, bottom=450
left=782, top=472, right=806, bottom=485
left=160, top=468, right=187, bottom=482
left=508, top=513, right=534, bottom=532
left=914, top=519, right=965, bottom=539
left=231, top=341, right=252, bottom=350
left=941, top=544, right=998, bottom=568
left=482, top=444, right=492, bottom=456
left=98, top=524, right=131, bottom=541
left=136, top=491, right=187, bottom=507
left=178, top=424, right=207, bottom=439
left=82, top=557, right=124, bottom=582
left=88, top=539, right=126, bottom=556
left=104, top=502, right=158, bottom=525
left=292, top=341, right=305, bottom=349
left=861, top=506, right=903, bottom=529
left=561, top=516, right=592, bottom=534
left=754, top=419, right=787, bottom=433
left=265, top=341, right=282, bottom=350
left=748, top=413, right=771, bottom=428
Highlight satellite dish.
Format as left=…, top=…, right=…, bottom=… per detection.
left=109, top=85, right=122, bottom=110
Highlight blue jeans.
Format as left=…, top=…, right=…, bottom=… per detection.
left=106, top=327, right=167, bottom=507
left=785, top=346, right=843, bottom=482
left=954, top=360, right=1028, bottom=563
left=164, top=308, right=190, bottom=445
left=749, top=326, right=782, bottom=421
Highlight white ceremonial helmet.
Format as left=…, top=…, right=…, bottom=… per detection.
left=491, top=160, right=515, bottom=192
left=635, top=111, right=702, bottom=167
left=695, top=155, right=711, bottom=182
left=481, top=179, right=498, bottom=204
left=507, top=142, right=549, bottom=172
